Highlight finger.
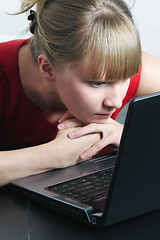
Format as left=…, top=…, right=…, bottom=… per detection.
left=68, top=123, right=102, bottom=138
left=58, top=118, right=84, bottom=130
left=80, top=136, right=112, bottom=160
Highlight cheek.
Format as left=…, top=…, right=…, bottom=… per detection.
left=121, top=80, right=130, bottom=99
left=61, top=86, right=96, bottom=121
left=60, top=85, right=86, bottom=109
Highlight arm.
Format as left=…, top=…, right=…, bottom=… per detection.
left=136, top=52, right=160, bottom=96
left=0, top=128, right=100, bottom=186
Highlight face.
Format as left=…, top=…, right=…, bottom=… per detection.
left=53, top=60, right=130, bottom=124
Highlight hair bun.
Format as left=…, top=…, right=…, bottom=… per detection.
left=28, top=10, right=37, bottom=34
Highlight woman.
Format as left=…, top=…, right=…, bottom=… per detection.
left=0, top=0, right=160, bottom=186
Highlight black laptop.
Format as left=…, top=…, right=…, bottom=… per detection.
left=12, top=92, right=160, bottom=227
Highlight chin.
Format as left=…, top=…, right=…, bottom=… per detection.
left=75, top=114, right=110, bottom=125
left=83, top=118, right=109, bottom=125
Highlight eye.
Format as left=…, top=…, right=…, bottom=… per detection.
left=88, top=81, right=106, bottom=87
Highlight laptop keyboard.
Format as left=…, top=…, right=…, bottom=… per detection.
left=48, top=168, right=113, bottom=205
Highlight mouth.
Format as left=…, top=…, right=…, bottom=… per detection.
left=94, top=113, right=113, bottom=118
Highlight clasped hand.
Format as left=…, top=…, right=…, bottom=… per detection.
left=57, top=111, right=123, bottom=160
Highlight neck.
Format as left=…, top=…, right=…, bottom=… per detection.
left=18, top=43, right=67, bottom=123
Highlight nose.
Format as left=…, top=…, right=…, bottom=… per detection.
left=103, top=98, right=122, bottom=110
left=103, top=87, right=123, bottom=110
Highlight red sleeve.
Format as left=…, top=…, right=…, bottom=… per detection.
left=0, top=70, right=5, bottom=120
left=0, top=39, right=30, bottom=123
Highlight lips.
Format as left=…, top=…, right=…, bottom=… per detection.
left=94, top=113, right=112, bottom=118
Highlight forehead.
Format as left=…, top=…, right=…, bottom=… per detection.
left=69, top=48, right=141, bottom=83
left=68, top=55, right=103, bottom=79
left=68, top=56, right=112, bottom=82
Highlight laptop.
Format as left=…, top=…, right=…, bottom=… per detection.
left=11, top=91, right=160, bottom=227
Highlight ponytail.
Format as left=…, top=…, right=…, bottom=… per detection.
left=16, top=0, right=45, bottom=35
left=20, top=0, right=45, bottom=13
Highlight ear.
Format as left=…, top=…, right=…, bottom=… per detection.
left=38, top=54, right=54, bottom=79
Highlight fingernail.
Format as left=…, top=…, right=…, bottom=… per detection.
left=80, top=153, right=86, bottom=160
left=68, top=132, right=75, bottom=138
left=57, top=123, right=64, bottom=129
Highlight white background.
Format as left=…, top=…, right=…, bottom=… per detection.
left=0, top=0, right=160, bottom=58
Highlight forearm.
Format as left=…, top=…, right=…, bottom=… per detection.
left=0, top=128, right=100, bottom=186
left=0, top=143, right=54, bottom=186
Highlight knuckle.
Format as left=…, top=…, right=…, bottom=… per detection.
left=89, top=123, right=96, bottom=128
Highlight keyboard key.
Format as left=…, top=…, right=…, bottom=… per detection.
left=48, top=168, right=113, bottom=204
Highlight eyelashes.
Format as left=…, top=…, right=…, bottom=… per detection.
left=88, top=81, right=112, bottom=87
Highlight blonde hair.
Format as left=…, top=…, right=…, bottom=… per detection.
left=20, top=0, right=142, bottom=81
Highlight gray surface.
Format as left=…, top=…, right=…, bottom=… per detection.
left=1, top=185, right=160, bottom=240
left=0, top=186, right=28, bottom=240
left=116, top=104, right=129, bottom=124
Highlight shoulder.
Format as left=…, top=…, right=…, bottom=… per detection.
left=0, top=39, right=29, bottom=95
left=0, top=39, right=30, bottom=117
left=0, top=39, right=31, bottom=69
left=136, top=52, right=160, bottom=96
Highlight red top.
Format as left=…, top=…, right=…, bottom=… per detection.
left=0, top=39, right=141, bottom=150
